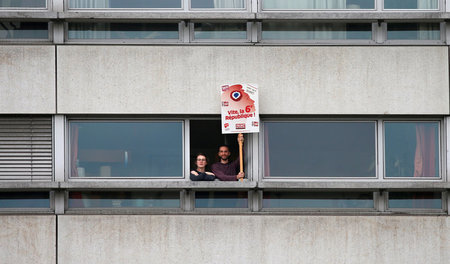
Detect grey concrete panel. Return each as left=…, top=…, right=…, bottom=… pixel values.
left=0, top=46, right=55, bottom=113
left=58, top=215, right=449, bottom=264
left=0, top=216, right=56, bottom=264
left=57, top=46, right=448, bottom=115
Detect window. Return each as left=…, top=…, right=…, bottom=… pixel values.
left=0, top=22, right=49, bottom=40
left=0, top=192, right=50, bottom=208
left=386, top=23, right=441, bottom=40
left=68, top=23, right=179, bottom=40
left=261, top=22, right=372, bottom=41
left=193, top=22, right=248, bottom=41
left=68, top=0, right=182, bottom=9
left=384, top=0, right=438, bottom=9
left=68, top=191, right=180, bottom=208
left=263, top=122, right=376, bottom=178
left=0, top=0, right=46, bottom=8
left=69, top=121, right=183, bottom=178
left=262, top=192, right=374, bottom=209
left=262, top=0, right=374, bottom=9
left=0, top=116, right=53, bottom=181
left=388, top=192, right=442, bottom=209
left=195, top=191, right=249, bottom=208
left=191, top=0, right=245, bottom=9
left=384, top=122, right=439, bottom=178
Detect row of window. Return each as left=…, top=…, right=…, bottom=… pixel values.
left=0, top=191, right=445, bottom=211
left=0, top=0, right=442, bottom=10
left=70, top=119, right=440, bottom=179
left=0, top=21, right=443, bottom=42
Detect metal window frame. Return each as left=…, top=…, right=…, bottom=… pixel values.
left=260, top=119, right=379, bottom=180
left=259, top=190, right=377, bottom=213
left=0, top=21, right=53, bottom=43
left=189, top=0, right=250, bottom=11
left=382, top=0, right=442, bottom=11
left=0, top=0, right=49, bottom=11
left=259, top=0, right=377, bottom=11
left=383, top=21, right=446, bottom=45
left=64, top=21, right=184, bottom=44
left=382, top=119, right=444, bottom=180
left=385, top=190, right=447, bottom=213
left=65, top=0, right=185, bottom=11
left=189, top=20, right=252, bottom=43
left=64, top=190, right=185, bottom=214
left=66, top=117, right=185, bottom=180
left=258, top=20, right=377, bottom=45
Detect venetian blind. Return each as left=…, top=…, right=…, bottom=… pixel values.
left=0, top=116, right=53, bottom=181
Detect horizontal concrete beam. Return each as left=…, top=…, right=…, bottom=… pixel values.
left=1, top=181, right=449, bottom=191
left=1, top=11, right=450, bottom=21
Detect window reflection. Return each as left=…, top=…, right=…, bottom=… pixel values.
left=388, top=192, right=442, bottom=209
left=191, top=0, right=245, bottom=9
left=0, top=192, right=50, bottom=208
left=68, top=23, right=179, bottom=39
left=195, top=191, right=248, bottom=208
left=387, top=23, right=440, bottom=40
left=0, top=22, right=48, bottom=39
left=68, top=191, right=180, bottom=208
left=385, top=122, right=439, bottom=177
left=264, top=122, right=376, bottom=177
left=69, top=0, right=181, bottom=8
left=262, top=0, right=374, bottom=9
left=384, top=0, right=438, bottom=9
left=70, top=122, right=183, bottom=177
left=263, top=192, right=374, bottom=208
left=0, top=0, right=46, bottom=8
left=194, top=23, right=247, bottom=39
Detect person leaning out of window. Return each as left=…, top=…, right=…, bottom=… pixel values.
left=190, top=153, right=216, bottom=181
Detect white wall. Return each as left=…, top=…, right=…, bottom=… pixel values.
left=57, top=215, right=450, bottom=264
left=0, top=216, right=56, bottom=264
left=0, top=46, right=56, bottom=114
left=56, top=46, right=449, bottom=115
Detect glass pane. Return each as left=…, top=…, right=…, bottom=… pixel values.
left=69, top=0, right=181, bottom=8
left=387, top=23, right=440, bottom=40
left=0, top=0, right=46, bottom=8
left=195, top=191, right=248, bottom=208
left=263, top=192, right=374, bottom=208
left=262, top=0, right=374, bottom=9
left=0, top=22, right=48, bottom=39
left=384, top=0, right=438, bottom=9
left=264, top=122, right=376, bottom=177
left=70, top=122, right=183, bottom=177
left=262, top=22, right=372, bottom=40
left=0, top=192, right=50, bottom=208
left=385, top=122, right=439, bottom=178
left=389, top=192, right=442, bottom=209
left=68, top=191, right=180, bottom=208
left=194, top=23, right=247, bottom=39
left=68, top=23, right=179, bottom=39
left=191, top=0, right=245, bottom=9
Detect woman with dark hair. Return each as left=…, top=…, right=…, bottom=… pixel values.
left=190, top=153, right=216, bottom=181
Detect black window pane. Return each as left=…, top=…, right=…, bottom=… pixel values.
left=387, top=23, right=440, bottom=40
left=264, top=122, right=376, bottom=177
left=68, top=191, right=180, bottom=208
left=389, top=192, right=442, bottom=209
left=263, top=192, right=374, bottom=208
left=0, top=22, right=48, bottom=39
left=0, top=192, right=50, bottom=208
left=195, top=191, right=248, bottom=208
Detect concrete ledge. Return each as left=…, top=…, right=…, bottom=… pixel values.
left=0, top=11, right=57, bottom=20
left=0, top=182, right=59, bottom=190
left=256, top=11, right=449, bottom=20
left=58, top=12, right=256, bottom=21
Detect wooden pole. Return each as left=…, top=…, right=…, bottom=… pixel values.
left=238, top=133, right=244, bottom=181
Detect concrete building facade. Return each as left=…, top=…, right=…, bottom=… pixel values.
left=1, top=0, right=450, bottom=263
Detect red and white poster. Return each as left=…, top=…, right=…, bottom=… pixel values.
left=221, top=84, right=259, bottom=134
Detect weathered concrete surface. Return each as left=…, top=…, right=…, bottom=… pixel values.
left=58, top=215, right=450, bottom=264
left=56, top=46, right=448, bottom=115
left=0, top=215, right=56, bottom=264
left=0, top=46, right=56, bottom=113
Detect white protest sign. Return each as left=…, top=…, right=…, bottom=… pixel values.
left=221, top=84, right=259, bottom=134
